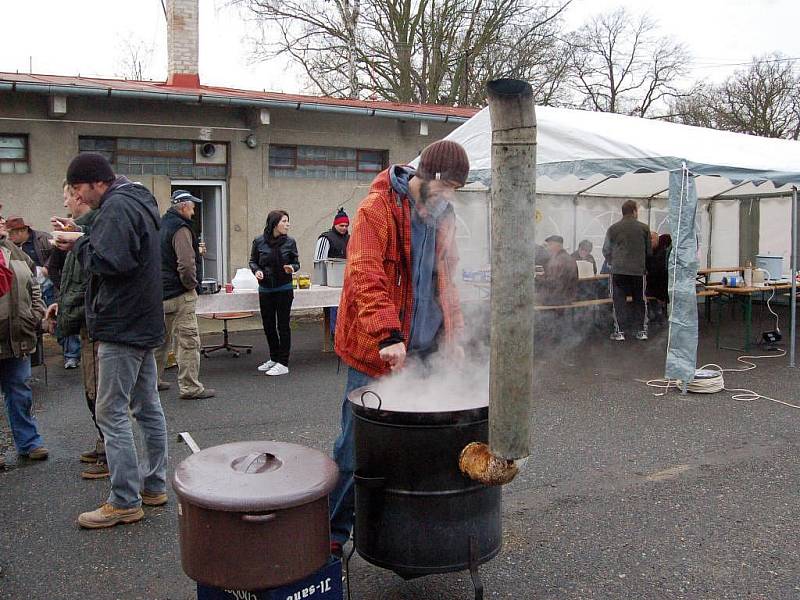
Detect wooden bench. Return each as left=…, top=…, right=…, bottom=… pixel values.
left=533, top=290, right=718, bottom=312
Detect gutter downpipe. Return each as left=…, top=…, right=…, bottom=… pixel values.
left=460, top=79, right=536, bottom=487
left=6, top=82, right=469, bottom=124
left=791, top=186, right=798, bottom=367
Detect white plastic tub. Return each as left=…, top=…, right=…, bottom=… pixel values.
left=325, top=259, right=347, bottom=287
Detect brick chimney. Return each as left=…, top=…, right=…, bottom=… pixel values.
left=166, top=0, right=200, bottom=87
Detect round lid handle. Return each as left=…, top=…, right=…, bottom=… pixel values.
left=231, top=452, right=282, bottom=474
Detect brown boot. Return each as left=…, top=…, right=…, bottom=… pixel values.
left=80, top=439, right=105, bottom=463
left=81, top=461, right=110, bottom=480
left=23, top=447, right=49, bottom=460
left=140, top=489, right=168, bottom=506
left=78, top=503, right=144, bottom=529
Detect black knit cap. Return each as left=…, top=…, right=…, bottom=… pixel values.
left=66, top=152, right=115, bottom=185
left=416, top=140, right=470, bottom=186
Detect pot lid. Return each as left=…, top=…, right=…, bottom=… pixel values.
left=172, top=441, right=338, bottom=512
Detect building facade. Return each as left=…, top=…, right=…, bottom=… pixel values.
left=0, top=74, right=474, bottom=282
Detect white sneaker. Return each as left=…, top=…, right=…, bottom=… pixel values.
left=610, top=331, right=625, bottom=341
left=257, top=360, right=276, bottom=372
left=266, top=363, right=289, bottom=376
left=635, top=331, right=648, bottom=340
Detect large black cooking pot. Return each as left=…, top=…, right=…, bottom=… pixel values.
left=349, top=386, right=502, bottom=579
left=173, top=441, right=338, bottom=591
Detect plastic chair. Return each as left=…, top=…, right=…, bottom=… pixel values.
left=199, top=312, right=254, bottom=358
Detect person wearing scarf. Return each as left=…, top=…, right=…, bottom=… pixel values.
left=249, top=210, right=300, bottom=376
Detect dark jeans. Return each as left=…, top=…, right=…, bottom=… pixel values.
left=329, top=367, right=375, bottom=545
left=258, top=290, right=294, bottom=366
left=610, top=273, right=648, bottom=335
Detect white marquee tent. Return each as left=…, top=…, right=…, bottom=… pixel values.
left=437, top=103, right=800, bottom=368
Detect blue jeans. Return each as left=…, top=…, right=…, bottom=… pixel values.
left=59, top=334, right=81, bottom=361
left=96, top=342, right=168, bottom=509
left=329, top=367, right=375, bottom=545
left=0, top=356, right=45, bottom=454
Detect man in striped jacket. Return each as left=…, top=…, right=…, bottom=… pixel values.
left=328, top=140, right=469, bottom=556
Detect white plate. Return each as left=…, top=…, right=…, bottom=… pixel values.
left=53, top=231, right=84, bottom=241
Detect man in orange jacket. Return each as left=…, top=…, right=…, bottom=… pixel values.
left=329, top=140, right=469, bottom=556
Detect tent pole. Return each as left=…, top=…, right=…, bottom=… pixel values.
left=791, top=186, right=798, bottom=368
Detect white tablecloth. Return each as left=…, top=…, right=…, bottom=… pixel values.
left=196, top=285, right=342, bottom=315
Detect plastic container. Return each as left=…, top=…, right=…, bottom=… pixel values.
left=231, top=268, right=258, bottom=292
left=324, top=259, right=346, bottom=287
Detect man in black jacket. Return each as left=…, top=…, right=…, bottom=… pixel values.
left=154, top=190, right=214, bottom=399
left=60, top=153, right=168, bottom=529
left=602, top=200, right=653, bottom=341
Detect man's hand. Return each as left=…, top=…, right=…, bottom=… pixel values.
left=45, top=303, right=59, bottom=320
left=51, top=216, right=76, bottom=232
left=54, top=238, right=76, bottom=252
left=255, top=270, right=264, bottom=281
left=283, top=265, right=294, bottom=274
left=379, top=342, right=406, bottom=371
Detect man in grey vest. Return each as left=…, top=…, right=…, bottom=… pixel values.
left=154, top=190, right=215, bottom=400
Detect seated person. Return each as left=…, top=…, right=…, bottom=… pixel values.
left=536, top=235, right=578, bottom=305
left=534, top=242, right=550, bottom=271
left=571, top=239, right=597, bottom=275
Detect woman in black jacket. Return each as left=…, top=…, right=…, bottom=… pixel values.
left=249, top=210, right=300, bottom=376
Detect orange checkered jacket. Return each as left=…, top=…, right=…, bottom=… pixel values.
left=334, top=168, right=464, bottom=378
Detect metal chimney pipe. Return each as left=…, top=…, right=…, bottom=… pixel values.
left=460, top=79, right=536, bottom=485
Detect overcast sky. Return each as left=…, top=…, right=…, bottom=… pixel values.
left=1, top=0, right=798, bottom=96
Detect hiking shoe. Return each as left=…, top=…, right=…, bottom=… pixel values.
left=23, top=447, right=49, bottom=460
left=140, top=490, right=168, bottom=506
left=635, top=331, right=649, bottom=341
left=78, top=503, right=144, bottom=529
left=330, top=541, right=343, bottom=559
left=157, top=381, right=171, bottom=391
left=266, top=363, right=289, bottom=376
left=81, top=461, right=110, bottom=480
left=64, top=358, right=79, bottom=369
left=179, top=388, right=216, bottom=400
left=80, top=440, right=105, bottom=463
left=257, top=360, right=277, bottom=372
left=609, top=331, right=625, bottom=341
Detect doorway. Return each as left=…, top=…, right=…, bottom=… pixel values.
left=170, top=181, right=227, bottom=284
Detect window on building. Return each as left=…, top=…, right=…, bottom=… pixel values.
left=269, top=145, right=297, bottom=169
left=269, top=144, right=388, bottom=181
left=0, top=134, right=29, bottom=174
left=78, top=136, right=228, bottom=179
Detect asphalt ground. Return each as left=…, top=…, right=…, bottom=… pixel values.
left=1, top=307, right=799, bottom=600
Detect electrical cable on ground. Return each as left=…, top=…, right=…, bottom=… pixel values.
left=645, top=348, right=800, bottom=409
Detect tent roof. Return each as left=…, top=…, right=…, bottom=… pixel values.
left=442, top=105, right=800, bottom=199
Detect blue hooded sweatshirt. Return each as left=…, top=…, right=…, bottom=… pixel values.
left=389, top=165, right=445, bottom=355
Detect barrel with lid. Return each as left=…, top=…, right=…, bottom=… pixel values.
left=172, top=441, right=338, bottom=591
left=349, top=387, right=502, bottom=579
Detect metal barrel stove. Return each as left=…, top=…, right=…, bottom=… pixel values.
left=349, top=387, right=502, bottom=598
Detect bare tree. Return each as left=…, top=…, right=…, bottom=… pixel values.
left=115, top=34, right=155, bottom=81
left=567, top=8, right=690, bottom=117
left=236, top=0, right=572, bottom=105
left=711, top=54, right=800, bottom=139
left=667, top=54, right=800, bottom=140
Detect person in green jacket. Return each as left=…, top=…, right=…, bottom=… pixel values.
left=46, top=184, right=107, bottom=479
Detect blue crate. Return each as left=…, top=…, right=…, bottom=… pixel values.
left=197, top=560, right=343, bottom=600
